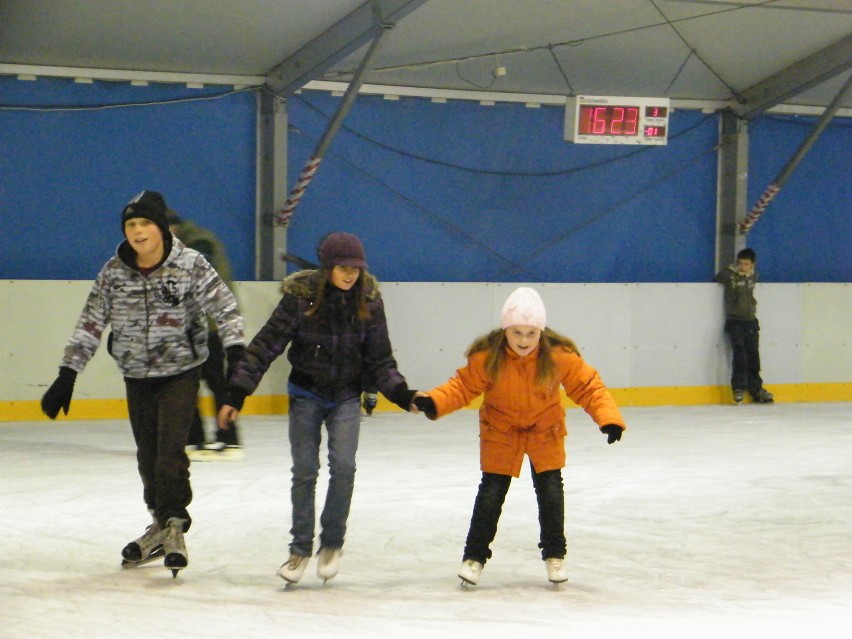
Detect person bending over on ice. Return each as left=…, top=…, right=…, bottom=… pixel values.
left=413, top=287, right=626, bottom=587
left=218, top=232, right=419, bottom=585
left=40, top=190, right=245, bottom=577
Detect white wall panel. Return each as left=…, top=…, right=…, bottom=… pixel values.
left=757, top=284, right=804, bottom=384
left=802, top=283, right=852, bottom=381
left=3, top=280, right=849, bottom=404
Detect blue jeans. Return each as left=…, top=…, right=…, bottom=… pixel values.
left=288, top=392, right=361, bottom=557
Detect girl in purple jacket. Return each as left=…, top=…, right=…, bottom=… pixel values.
left=219, top=232, right=417, bottom=585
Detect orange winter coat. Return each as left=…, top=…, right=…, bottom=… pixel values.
left=428, top=345, right=625, bottom=477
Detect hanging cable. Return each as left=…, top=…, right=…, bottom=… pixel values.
left=0, top=86, right=259, bottom=112
left=494, top=144, right=722, bottom=278
left=454, top=60, right=498, bottom=90
left=547, top=44, right=575, bottom=96
left=361, top=0, right=781, bottom=78
left=287, top=124, right=539, bottom=279
left=663, top=49, right=695, bottom=96
left=649, top=0, right=743, bottom=101
left=293, top=94, right=715, bottom=177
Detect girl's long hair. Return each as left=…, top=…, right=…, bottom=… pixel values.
left=304, top=268, right=371, bottom=320
left=466, top=327, right=579, bottom=386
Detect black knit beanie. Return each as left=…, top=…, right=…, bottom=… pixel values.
left=121, top=191, right=170, bottom=237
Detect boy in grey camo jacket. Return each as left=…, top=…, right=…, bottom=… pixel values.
left=41, top=190, right=245, bottom=575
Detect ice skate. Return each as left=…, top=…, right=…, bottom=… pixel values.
left=732, top=389, right=744, bottom=404
left=220, top=444, right=244, bottom=461
left=544, top=557, right=568, bottom=584
left=458, top=559, right=483, bottom=587
left=209, top=428, right=244, bottom=461
left=316, top=547, right=341, bottom=583
left=362, top=392, right=377, bottom=416
left=752, top=388, right=774, bottom=404
left=277, top=553, right=309, bottom=584
left=162, top=517, right=188, bottom=577
left=121, top=516, right=164, bottom=566
left=186, top=441, right=225, bottom=462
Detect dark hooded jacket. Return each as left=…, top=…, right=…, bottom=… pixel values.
left=714, top=264, right=757, bottom=321
left=228, top=269, right=410, bottom=408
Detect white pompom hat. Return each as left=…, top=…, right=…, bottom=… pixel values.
left=501, top=287, right=546, bottom=330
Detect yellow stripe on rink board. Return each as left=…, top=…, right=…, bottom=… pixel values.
left=2, top=383, right=850, bottom=422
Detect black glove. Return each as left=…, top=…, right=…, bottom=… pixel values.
left=226, top=388, right=247, bottom=411
left=413, top=395, right=437, bottom=419
left=385, top=383, right=417, bottom=412
left=41, top=367, right=77, bottom=419
left=225, top=345, right=245, bottom=381
left=600, top=424, right=623, bottom=445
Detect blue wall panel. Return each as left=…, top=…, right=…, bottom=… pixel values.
left=285, top=92, right=720, bottom=283
left=745, top=115, right=852, bottom=282
left=0, top=76, right=257, bottom=280
left=2, top=77, right=849, bottom=283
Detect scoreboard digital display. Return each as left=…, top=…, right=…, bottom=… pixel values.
left=565, top=96, right=670, bottom=145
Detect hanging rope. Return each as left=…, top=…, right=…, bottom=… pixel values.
left=275, top=156, right=323, bottom=227
left=739, top=73, right=852, bottom=234
left=738, top=183, right=780, bottom=234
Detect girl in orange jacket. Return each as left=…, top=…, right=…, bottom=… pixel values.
left=414, top=287, right=626, bottom=586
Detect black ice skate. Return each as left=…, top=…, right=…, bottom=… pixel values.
left=752, top=388, right=774, bottom=403
left=121, top=517, right=165, bottom=568
left=162, top=517, right=188, bottom=578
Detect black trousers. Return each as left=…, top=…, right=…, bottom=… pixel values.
left=463, top=461, right=566, bottom=564
left=125, top=367, right=199, bottom=530
left=187, top=332, right=239, bottom=446
left=725, top=318, right=763, bottom=396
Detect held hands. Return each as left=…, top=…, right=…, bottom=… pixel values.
left=217, top=388, right=246, bottom=429
left=600, top=424, right=623, bottom=445
left=413, top=392, right=437, bottom=419
left=41, top=367, right=77, bottom=419
left=385, top=383, right=421, bottom=413
left=217, top=405, right=240, bottom=430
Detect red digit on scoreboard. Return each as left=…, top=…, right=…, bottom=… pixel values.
left=625, top=107, right=639, bottom=135
left=593, top=107, right=607, bottom=134
left=611, top=107, right=624, bottom=134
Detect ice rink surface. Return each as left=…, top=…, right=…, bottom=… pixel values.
left=2, top=402, right=850, bottom=638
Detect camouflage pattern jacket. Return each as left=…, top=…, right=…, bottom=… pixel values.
left=61, top=236, right=244, bottom=378
left=229, top=269, right=407, bottom=405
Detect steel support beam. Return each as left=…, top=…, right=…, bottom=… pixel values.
left=733, top=34, right=852, bottom=120
left=265, top=0, right=430, bottom=96
left=739, top=72, right=852, bottom=235
left=275, top=27, right=390, bottom=227
left=715, top=111, right=749, bottom=271
left=256, top=91, right=289, bottom=280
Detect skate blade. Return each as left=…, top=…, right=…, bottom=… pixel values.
left=121, top=546, right=165, bottom=568
left=164, top=551, right=188, bottom=578
left=188, top=448, right=244, bottom=462
left=458, top=577, right=477, bottom=588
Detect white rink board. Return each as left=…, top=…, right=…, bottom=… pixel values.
left=1, top=280, right=849, bottom=403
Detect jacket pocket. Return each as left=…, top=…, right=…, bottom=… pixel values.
left=534, top=421, right=567, bottom=444
left=480, top=425, right=513, bottom=447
